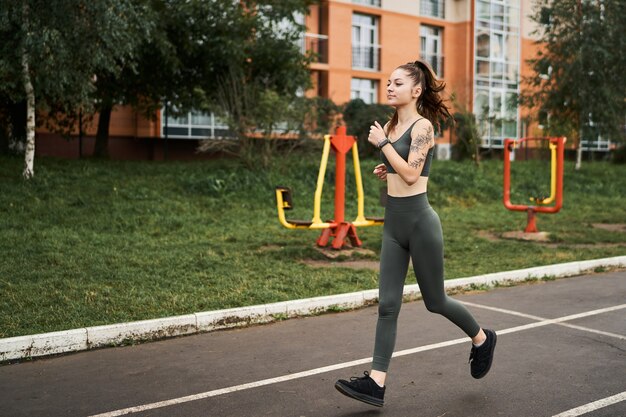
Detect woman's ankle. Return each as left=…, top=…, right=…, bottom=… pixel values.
left=370, top=369, right=387, bottom=387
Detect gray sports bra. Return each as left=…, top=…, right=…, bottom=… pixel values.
left=380, top=118, right=434, bottom=177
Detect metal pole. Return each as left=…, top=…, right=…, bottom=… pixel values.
left=164, top=101, right=168, bottom=161
left=333, top=126, right=347, bottom=224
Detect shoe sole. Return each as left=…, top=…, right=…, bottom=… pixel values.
left=472, top=329, right=497, bottom=379
left=334, top=381, right=384, bottom=407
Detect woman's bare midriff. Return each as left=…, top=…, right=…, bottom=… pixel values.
left=386, top=174, right=428, bottom=197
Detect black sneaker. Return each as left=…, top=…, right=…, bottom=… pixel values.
left=469, top=328, right=497, bottom=379
left=335, top=371, right=385, bottom=407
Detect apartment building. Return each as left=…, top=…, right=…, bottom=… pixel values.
left=36, top=0, right=551, bottom=160
left=304, top=0, right=542, bottom=155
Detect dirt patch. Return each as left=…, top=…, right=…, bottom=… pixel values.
left=478, top=229, right=625, bottom=248
left=302, top=259, right=380, bottom=271
left=592, top=223, right=626, bottom=233
left=312, top=246, right=377, bottom=259
left=501, top=231, right=551, bottom=242
left=477, top=230, right=501, bottom=242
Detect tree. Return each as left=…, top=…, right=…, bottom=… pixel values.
left=521, top=0, right=626, bottom=169
left=92, top=0, right=316, bottom=158
left=342, top=99, right=394, bottom=158
left=0, top=1, right=148, bottom=177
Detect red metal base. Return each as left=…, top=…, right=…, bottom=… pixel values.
left=525, top=208, right=538, bottom=233
left=316, top=222, right=363, bottom=249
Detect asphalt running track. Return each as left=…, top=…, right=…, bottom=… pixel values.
left=1, top=270, right=625, bottom=417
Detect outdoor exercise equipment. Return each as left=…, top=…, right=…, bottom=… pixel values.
left=503, top=136, right=566, bottom=233
left=275, top=126, right=383, bottom=249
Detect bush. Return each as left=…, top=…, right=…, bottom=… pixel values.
left=342, top=99, right=394, bottom=158
left=451, top=110, right=481, bottom=165
left=611, top=144, right=626, bottom=164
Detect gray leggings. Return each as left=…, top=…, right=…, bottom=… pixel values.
left=372, top=193, right=481, bottom=372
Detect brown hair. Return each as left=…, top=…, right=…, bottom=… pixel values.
left=385, top=60, right=452, bottom=137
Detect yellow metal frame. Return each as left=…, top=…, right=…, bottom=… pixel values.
left=351, top=142, right=384, bottom=227
left=529, top=142, right=557, bottom=205
left=275, top=135, right=383, bottom=229
left=275, top=136, right=332, bottom=229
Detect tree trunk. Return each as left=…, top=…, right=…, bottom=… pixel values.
left=93, top=102, right=112, bottom=158
left=22, top=45, right=35, bottom=179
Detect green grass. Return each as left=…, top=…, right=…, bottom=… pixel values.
left=1, top=150, right=625, bottom=338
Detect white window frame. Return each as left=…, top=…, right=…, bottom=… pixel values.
left=351, top=78, right=378, bottom=104
left=352, top=0, right=381, bottom=7
left=420, top=0, right=445, bottom=19
left=161, top=110, right=231, bottom=140
left=352, top=13, right=380, bottom=71
left=420, top=25, right=444, bottom=77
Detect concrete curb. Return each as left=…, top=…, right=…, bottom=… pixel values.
left=2, top=256, right=625, bottom=362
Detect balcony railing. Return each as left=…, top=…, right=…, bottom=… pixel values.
left=352, top=44, right=381, bottom=71
left=420, top=0, right=445, bottom=19
left=422, top=54, right=444, bottom=77
left=352, top=0, right=381, bottom=7
left=302, top=33, right=329, bottom=64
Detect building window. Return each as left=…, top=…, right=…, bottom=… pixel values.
left=420, top=0, right=445, bottom=19
left=294, top=12, right=329, bottom=64
left=352, top=0, right=381, bottom=7
left=301, top=33, right=329, bottom=64
left=474, top=0, right=520, bottom=148
left=352, top=13, right=380, bottom=71
left=161, top=110, right=231, bottom=139
left=351, top=78, right=378, bottom=104
left=420, top=25, right=443, bottom=77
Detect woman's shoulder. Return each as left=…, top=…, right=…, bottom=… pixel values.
left=410, top=117, right=434, bottom=139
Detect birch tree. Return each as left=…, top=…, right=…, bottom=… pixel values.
left=0, top=1, right=148, bottom=178
left=21, top=28, right=35, bottom=179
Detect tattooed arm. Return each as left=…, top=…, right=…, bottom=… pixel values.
left=380, top=119, right=434, bottom=185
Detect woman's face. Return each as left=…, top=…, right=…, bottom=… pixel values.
left=386, top=68, right=421, bottom=107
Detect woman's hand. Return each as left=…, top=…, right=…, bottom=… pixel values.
left=373, top=163, right=387, bottom=181
left=368, top=121, right=386, bottom=147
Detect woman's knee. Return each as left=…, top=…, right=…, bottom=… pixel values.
left=378, top=296, right=402, bottom=318
left=424, top=297, right=447, bottom=315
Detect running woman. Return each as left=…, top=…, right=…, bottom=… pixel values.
left=334, top=60, right=497, bottom=407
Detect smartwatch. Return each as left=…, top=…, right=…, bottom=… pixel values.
left=377, top=138, right=390, bottom=149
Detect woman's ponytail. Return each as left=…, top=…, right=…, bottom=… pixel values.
left=410, top=60, right=451, bottom=130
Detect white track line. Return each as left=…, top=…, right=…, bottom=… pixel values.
left=88, top=303, right=626, bottom=417
left=552, top=391, right=626, bottom=417
left=461, top=301, right=626, bottom=340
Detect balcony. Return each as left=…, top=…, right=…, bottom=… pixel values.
left=352, top=0, right=381, bottom=7
left=301, top=33, right=329, bottom=64
left=420, top=0, right=445, bottom=19
left=352, top=44, right=381, bottom=71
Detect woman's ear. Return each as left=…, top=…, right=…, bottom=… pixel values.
left=412, top=86, right=422, bottom=98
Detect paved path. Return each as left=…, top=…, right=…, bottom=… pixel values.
left=1, top=271, right=625, bottom=417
